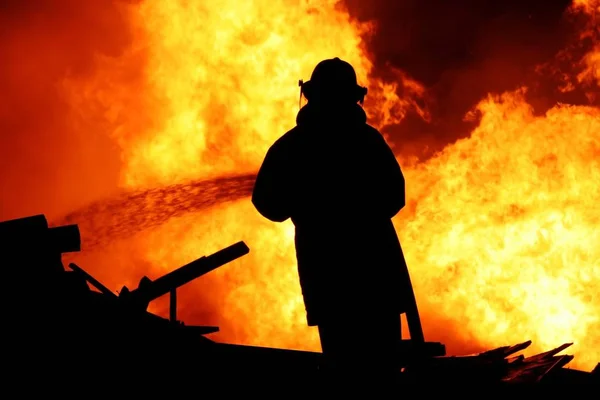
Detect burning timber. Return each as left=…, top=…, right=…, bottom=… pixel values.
left=2, top=214, right=598, bottom=386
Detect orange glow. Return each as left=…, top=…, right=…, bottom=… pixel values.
left=401, top=89, right=600, bottom=370
left=54, top=0, right=600, bottom=371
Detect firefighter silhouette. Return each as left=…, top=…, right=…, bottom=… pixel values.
left=253, top=57, right=408, bottom=377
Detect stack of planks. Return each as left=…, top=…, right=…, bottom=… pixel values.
left=401, top=340, right=598, bottom=384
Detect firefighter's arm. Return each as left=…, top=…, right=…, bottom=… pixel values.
left=371, top=132, right=406, bottom=219
left=252, top=143, right=292, bottom=223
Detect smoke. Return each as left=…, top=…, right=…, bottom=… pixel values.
left=0, top=0, right=134, bottom=221
left=345, top=0, right=589, bottom=157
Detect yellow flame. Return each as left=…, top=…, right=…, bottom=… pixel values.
left=88, top=0, right=418, bottom=188
left=401, top=89, right=600, bottom=369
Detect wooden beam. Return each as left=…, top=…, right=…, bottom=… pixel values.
left=169, top=289, right=177, bottom=322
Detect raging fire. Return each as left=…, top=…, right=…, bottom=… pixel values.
left=58, top=0, right=600, bottom=370
left=401, top=89, right=600, bottom=370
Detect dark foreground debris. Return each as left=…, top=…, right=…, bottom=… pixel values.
left=1, top=214, right=597, bottom=387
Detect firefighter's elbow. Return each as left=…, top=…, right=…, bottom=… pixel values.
left=388, top=192, right=405, bottom=218
left=259, top=209, right=290, bottom=223
left=269, top=214, right=289, bottom=223
left=252, top=196, right=289, bottom=223
left=396, top=194, right=406, bottom=211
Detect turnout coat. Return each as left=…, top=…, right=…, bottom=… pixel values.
left=252, top=103, right=410, bottom=326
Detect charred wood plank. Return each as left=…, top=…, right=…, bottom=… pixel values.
left=68, top=263, right=116, bottom=298
left=507, top=354, right=525, bottom=365
left=403, top=341, right=538, bottom=383
left=169, top=289, right=177, bottom=322
left=501, top=344, right=575, bottom=384
left=503, top=354, right=574, bottom=383
left=537, top=355, right=575, bottom=382
left=179, top=325, right=219, bottom=335
left=119, top=241, right=249, bottom=306
left=522, top=343, right=572, bottom=363
left=479, top=340, right=532, bottom=360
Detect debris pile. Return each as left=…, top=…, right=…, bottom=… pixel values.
left=2, top=214, right=597, bottom=385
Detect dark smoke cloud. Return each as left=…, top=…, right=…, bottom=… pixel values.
left=345, top=0, right=581, bottom=157
left=0, top=0, right=134, bottom=221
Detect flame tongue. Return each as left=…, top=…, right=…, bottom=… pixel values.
left=401, top=90, right=600, bottom=370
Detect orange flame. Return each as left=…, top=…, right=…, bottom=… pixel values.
left=61, top=0, right=600, bottom=371
left=64, top=0, right=423, bottom=188
left=401, top=88, right=600, bottom=369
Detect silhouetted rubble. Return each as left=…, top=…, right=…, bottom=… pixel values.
left=2, top=214, right=597, bottom=386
